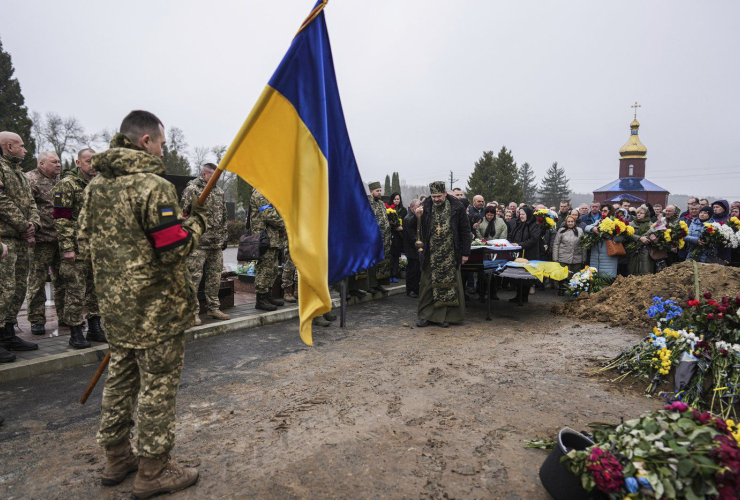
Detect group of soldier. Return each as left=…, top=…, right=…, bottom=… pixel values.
left=0, top=110, right=236, bottom=498
left=0, top=140, right=107, bottom=365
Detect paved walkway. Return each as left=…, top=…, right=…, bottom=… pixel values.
left=1, top=281, right=408, bottom=383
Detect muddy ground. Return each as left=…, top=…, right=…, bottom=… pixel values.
left=0, top=292, right=662, bottom=499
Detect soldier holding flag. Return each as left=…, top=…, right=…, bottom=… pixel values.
left=79, top=110, right=206, bottom=498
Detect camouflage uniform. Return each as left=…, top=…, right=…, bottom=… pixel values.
left=281, top=244, right=296, bottom=290
left=25, top=168, right=65, bottom=325
left=79, top=134, right=205, bottom=457
left=369, top=197, right=392, bottom=287
left=250, top=190, right=284, bottom=295
left=180, top=176, right=227, bottom=312
left=53, top=167, right=98, bottom=327
left=0, top=154, right=40, bottom=325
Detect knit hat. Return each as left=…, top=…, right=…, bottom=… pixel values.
left=368, top=181, right=381, bottom=191
left=700, top=206, right=713, bottom=215
left=429, top=181, right=446, bottom=195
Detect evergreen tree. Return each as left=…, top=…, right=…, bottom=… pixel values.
left=384, top=175, right=391, bottom=195
left=0, top=37, right=36, bottom=171
left=518, top=162, right=538, bottom=205
left=162, top=126, right=191, bottom=175
left=466, top=147, right=522, bottom=204
left=391, top=171, right=401, bottom=194
left=538, top=162, right=571, bottom=207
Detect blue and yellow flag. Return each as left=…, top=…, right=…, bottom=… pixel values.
left=218, top=0, right=383, bottom=345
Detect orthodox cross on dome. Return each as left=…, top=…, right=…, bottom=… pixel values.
left=631, top=101, right=641, bottom=119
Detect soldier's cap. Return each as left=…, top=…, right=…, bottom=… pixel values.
left=429, top=181, right=447, bottom=195
left=368, top=181, right=381, bottom=191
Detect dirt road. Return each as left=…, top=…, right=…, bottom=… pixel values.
left=0, top=292, right=661, bottom=499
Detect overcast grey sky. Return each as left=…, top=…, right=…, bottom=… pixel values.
left=3, top=0, right=739, bottom=199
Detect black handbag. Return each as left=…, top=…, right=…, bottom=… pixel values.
left=237, top=206, right=271, bottom=261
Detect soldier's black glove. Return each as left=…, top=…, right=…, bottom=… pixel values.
left=222, top=242, right=228, bottom=251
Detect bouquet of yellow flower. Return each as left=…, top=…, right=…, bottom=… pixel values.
left=728, top=216, right=740, bottom=232
left=579, top=216, right=634, bottom=250
left=533, top=209, right=556, bottom=230
left=385, top=204, right=402, bottom=228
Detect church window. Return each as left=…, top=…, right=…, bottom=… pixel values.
left=628, top=165, right=634, bottom=176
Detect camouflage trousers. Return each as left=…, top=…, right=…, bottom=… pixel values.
left=25, top=241, right=65, bottom=325
left=255, top=247, right=280, bottom=294
left=281, top=246, right=296, bottom=289
left=59, top=259, right=99, bottom=326
left=0, top=238, right=29, bottom=324
left=98, top=333, right=185, bottom=458
left=187, top=247, right=223, bottom=312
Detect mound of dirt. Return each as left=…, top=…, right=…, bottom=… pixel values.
left=551, top=261, right=740, bottom=330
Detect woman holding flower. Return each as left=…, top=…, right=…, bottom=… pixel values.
left=552, top=215, right=586, bottom=295
left=388, top=192, right=407, bottom=283
left=684, top=205, right=714, bottom=262
left=585, top=205, right=622, bottom=278
left=627, top=205, right=655, bottom=275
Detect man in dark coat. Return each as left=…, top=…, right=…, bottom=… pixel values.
left=407, top=181, right=471, bottom=328
left=402, top=199, right=421, bottom=297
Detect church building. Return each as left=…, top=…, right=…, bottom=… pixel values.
left=593, top=104, right=669, bottom=207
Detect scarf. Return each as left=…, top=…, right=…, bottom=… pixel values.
left=430, top=199, right=459, bottom=307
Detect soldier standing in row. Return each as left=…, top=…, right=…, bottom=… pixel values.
left=367, top=181, right=391, bottom=294
left=25, top=151, right=65, bottom=335
left=79, top=110, right=206, bottom=498
left=181, top=162, right=230, bottom=326
left=0, top=131, right=39, bottom=361
left=53, top=148, right=106, bottom=349
left=250, top=189, right=286, bottom=311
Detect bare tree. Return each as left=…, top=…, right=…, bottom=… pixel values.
left=211, top=144, right=227, bottom=164
left=98, top=128, right=118, bottom=147
left=30, top=111, right=47, bottom=153
left=40, top=112, right=85, bottom=160
left=189, top=146, right=212, bottom=176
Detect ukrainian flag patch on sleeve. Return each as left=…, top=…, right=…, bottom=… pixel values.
left=158, top=204, right=176, bottom=223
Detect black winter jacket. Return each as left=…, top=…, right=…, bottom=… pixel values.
left=407, top=195, right=472, bottom=268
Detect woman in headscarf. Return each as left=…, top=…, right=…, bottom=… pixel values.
left=508, top=206, right=541, bottom=303
left=584, top=204, right=622, bottom=278
left=388, top=192, right=408, bottom=283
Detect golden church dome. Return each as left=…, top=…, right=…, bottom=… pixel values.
left=619, top=118, right=647, bottom=159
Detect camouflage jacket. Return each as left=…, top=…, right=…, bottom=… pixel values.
left=370, top=198, right=392, bottom=251
left=0, top=153, right=40, bottom=239
left=180, top=176, right=227, bottom=249
left=26, top=168, right=59, bottom=242
left=78, top=134, right=206, bottom=349
left=53, top=167, right=90, bottom=253
left=249, top=190, right=284, bottom=249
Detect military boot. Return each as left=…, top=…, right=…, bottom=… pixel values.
left=206, top=309, right=231, bottom=320
left=193, top=313, right=202, bottom=326
left=312, top=315, right=331, bottom=328
left=31, top=324, right=46, bottom=336
left=132, top=455, right=199, bottom=499
left=255, top=293, right=277, bottom=311
left=68, top=324, right=92, bottom=349
left=267, top=294, right=284, bottom=307
left=101, top=439, right=138, bottom=486
left=2, top=323, right=38, bottom=351
left=0, top=345, right=16, bottom=363
left=323, top=311, right=337, bottom=322
left=283, top=286, right=297, bottom=303
left=86, top=317, right=107, bottom=343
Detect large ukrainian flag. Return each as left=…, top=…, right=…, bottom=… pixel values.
left=218, top=0, right=383, bottom=346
